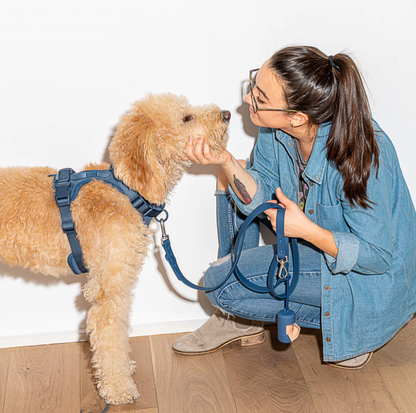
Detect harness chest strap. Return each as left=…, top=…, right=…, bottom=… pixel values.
left=52, top=166, right=165, bottom=274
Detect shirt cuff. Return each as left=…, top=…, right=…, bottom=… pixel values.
left=228, top=169, right=267, bottom=217
left=324, top=231, right=360, bottom=274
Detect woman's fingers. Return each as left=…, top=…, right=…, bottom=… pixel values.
left=182, top=138, right=192, bottom=161
left=185, top=137, right=200, bottom=164
left=193, top=138, right=205, bottom=162
left=203, top=142, right=216, bottom=162
left=186, top=137, right=214, bottom=165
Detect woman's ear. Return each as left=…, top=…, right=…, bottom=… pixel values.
left=290, top=112, right=310, bottom=128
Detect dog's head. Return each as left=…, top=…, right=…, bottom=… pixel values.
left=109, top=93, right=230, bottom=204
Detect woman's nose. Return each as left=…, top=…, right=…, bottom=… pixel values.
left=244, top=93, right=251, bottom=105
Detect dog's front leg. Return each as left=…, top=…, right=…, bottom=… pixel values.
left=85, top=264, right=140, bottom=405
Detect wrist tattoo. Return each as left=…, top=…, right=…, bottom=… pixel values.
left=233, top=175, right=252, bottom=204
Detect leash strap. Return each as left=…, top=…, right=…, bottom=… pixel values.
left=161, top=203, right=299, bottom=299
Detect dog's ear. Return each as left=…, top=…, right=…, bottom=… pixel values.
left=109, top=107, right=167, bottom=205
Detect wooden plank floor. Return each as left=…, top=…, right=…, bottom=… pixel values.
left=0, top=315, right=415, bottom=413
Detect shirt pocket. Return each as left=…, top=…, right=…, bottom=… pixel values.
left=316, top=201, right=347, bottom=233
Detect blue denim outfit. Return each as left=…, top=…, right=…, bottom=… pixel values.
left=204, top=121, right=416, bottom=362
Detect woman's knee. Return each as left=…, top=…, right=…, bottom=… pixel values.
left=204, top=257, right=231, bottom=288
left=203, top=257, right=233, bottom=306
left=217, top=159, right=246, bottom=191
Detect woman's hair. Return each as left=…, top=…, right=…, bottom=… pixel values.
left=268, top=46, right=379, bottom=209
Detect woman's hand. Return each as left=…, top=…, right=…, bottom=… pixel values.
left=182, top=137, right=232, bottom=167
left=264, top=187, right=316, bottom=239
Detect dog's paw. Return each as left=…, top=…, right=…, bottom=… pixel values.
left=99, top=377, right=140, bottom=405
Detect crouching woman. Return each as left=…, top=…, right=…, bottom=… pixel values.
left=174, top=46, right=416, bottom=369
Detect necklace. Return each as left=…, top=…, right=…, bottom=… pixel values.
left=292, top=138, right=309, bottom=211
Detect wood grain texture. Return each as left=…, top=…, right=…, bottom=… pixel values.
left=3, top=342, right=80, bottom=413
left=80, top=336, right=158, bottom=413
left=292, top=327, right=398, bottom=413
left=99, top=408, right=158, bottom=413
left=222, top=326, right=317, bottom=413
left=4, top=316, right=416, bottom=413
left=377, top=365, right=416, bottom=413
left=0, top=347, right=11, bottom=413
left=150, top=333, right=237, bottom=413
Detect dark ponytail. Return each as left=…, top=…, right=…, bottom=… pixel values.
left=269, top=46, right=379, bottom=209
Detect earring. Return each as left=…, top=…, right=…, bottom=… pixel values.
left=291, top=122, right=294, bottom=128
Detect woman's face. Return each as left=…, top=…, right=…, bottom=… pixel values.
left=244, top=60, right=293, bottom=130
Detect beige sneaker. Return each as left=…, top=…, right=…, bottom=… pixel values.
left=172, top=309, right=265, bottom=355
left=326, top=352, right=373, bottom=370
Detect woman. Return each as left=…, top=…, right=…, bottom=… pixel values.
left=173, top=46, right=416, bottom=369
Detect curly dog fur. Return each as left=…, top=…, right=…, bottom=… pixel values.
left=0, top=93, right=229, bottom=405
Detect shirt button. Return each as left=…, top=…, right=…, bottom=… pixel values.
left=308, top=209, right=314, bottom=215
left=309, top=182, right=313, bottom=187
left=325, top=312, right=330, bottom=317
left=324, top=285, right=330, bottom=291
left=326, top=337, right=331, bottom=342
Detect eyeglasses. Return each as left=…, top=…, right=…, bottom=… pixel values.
left=249, top=68, right=297, bottom=114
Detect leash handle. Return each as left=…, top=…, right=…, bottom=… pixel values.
left=161, top=203, right=299, bottom=298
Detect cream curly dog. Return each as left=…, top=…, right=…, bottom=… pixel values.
left=0, top=93, right=230, bottom=405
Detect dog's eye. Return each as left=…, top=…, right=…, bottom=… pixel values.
left=182, top=115, right=194, bottom=123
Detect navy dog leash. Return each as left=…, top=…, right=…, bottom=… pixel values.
left=160, top=203, right=300, bottom=343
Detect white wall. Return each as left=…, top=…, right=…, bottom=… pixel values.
left=0, top=0, right=415, bottom=347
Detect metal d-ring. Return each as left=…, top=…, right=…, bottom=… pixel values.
left=155, top=209, right=169, bottom=223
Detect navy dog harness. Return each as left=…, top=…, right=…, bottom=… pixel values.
left=52, top=166, right=165, bottom=274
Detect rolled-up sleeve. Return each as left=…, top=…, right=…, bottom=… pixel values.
left=324, top=161, right=394, bottom=275
left=229, top=127, right=280, bottom=216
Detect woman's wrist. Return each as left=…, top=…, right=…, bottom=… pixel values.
left=220, top=152, right=240, bottom=170
left=219, top=151, right=234, bottom=168
left=304, top=223, right=338, bottom=259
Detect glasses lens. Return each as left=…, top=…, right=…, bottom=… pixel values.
left=249, top=69, right=259, bottom=113
left=251, top=71, right=258, bottom=89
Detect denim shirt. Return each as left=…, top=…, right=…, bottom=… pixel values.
left=229, top=121, right=416, bottom=361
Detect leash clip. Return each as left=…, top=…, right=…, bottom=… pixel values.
left=159, top=218, right=169, bottom=242
left=155, top=210, right=170, bottom=242
left=277, top=256, right=288, bottom=279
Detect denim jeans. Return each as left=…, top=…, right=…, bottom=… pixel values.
left=204, top=190, right=322, bottom=329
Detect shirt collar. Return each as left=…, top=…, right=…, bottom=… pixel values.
left=275, top=122, right=332, bottom=185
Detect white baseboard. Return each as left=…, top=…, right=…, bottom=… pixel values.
left=0, top=317, right=209, bottom=349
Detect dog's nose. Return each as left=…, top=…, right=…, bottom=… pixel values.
left=222, top=110, right=231, bottom=123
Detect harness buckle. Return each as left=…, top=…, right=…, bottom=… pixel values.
left=62, top=220, right=75, bottom=233
left=131, top=196, right=147, bottom=212
left=55, top=168, right=74, bottom=207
